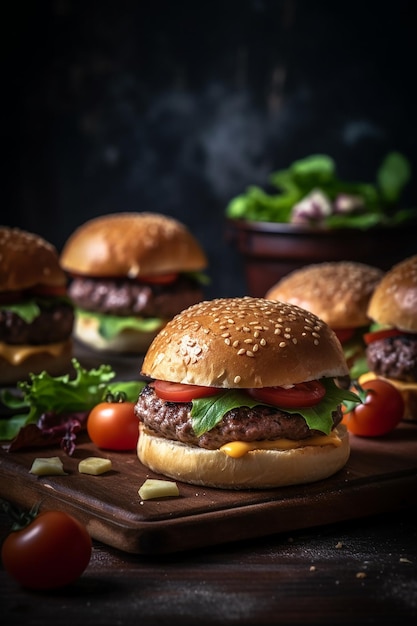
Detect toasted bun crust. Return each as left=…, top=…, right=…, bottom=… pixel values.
left=137, top=424, right=350, bottom=489
left=73, top=313, right=164, bottom=354
left=0, top=339, right=73, bottom=386
left=141, top=297, right=349, bottom=388
left=60, top=212, right=207, bottom=277
left=0, top=227, right=67, bottom=292
left=266, top=262, right=384, bottom=329
left=367, top=255, right=417, bottom=332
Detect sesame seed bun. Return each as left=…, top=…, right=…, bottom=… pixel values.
left=367, top=254, right=417, bottom=332
left=0, top=226, right=67, bottom=292
left=137, top=297, right=351, bottom=489
left=141, top=297, right=349, bottom=388
left=60, top=212, right=207, bottom=278
left=266, top=261, right=384, bottom=329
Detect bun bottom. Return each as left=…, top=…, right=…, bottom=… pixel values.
left=137, top=424, right=350, bottom=489
left=73, top=314, right=165, bottom=354
left=0, top=339, right=73, bottom=386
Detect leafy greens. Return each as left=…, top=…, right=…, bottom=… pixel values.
left=191, top=378, right=360, bottom=437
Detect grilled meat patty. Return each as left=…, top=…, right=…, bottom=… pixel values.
left=68, top=275, right=204, bottom=318
left=366, top=335, right=417, bottom=382
left=0, top=302, right=74, bottom=345
left=134, top=384, right=343, bottom=450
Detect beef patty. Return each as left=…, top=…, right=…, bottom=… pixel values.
left=0, top=301, right=74, bottom=345
left=134, top=384, right=343, bottom=450
left=366, top=335, right=417, bottom=382
left=68, top=275, right=204, bottom=318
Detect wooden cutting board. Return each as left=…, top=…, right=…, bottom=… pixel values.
left=1, top=423, right=417, bottom=555
left=1, top=343, right=417, bottom=555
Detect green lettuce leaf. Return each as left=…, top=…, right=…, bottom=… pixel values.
left=1, top=295, right=73, bottom=324
left=0, top=358, right=144, bottom=440
left=191, top=378, right=359, bottom=437
left=77, top=309, right=164, bottom=340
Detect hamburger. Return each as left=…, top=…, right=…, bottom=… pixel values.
left=60, top=212, right=208, bottom=353
left=265, top=261, right=384, bottom=379
left=135, top=297, right=359, bottom=489
left=0, top=226, right=74, bottom=385
left=363, top=254, right=417, bottom=421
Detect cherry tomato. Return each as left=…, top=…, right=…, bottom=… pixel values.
left=153, top=380, right=221, bottom=402
left=363, top=328, right=403, bottom=345
left=87, top=394, right=139, bottom=450
left=333, top=328, right=355, bottom=344
left=1, top=509, right=92, bottom=590
left=342, top=378, right=404, bottom=437
left=249, top=380, right=326, bottom=408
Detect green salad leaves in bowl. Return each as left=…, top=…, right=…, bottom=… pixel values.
left=226, top=152, right=417, bottom=229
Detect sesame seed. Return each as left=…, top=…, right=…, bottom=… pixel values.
left=234, top=375, right=241, bottom=384
left=246, top=350, right=254, bottom=357
left=279, top=341, right=286, bottom=348
left=237, top=349, right=246, bottom=355
left=224, top=338, right=231, bottom=345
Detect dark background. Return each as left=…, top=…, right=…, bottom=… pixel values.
left=2, top=0, right=416, bottom=297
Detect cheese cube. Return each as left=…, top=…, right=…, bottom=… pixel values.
left=138, top=479, right=180, bottom=500
left=78, top=457, right=112, bottom=475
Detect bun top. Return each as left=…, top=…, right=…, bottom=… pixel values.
left=0, top=226, right=67, bottom=292
left=367, top=254, right=417, bottom=332
left=60, top=212, right=208, bottom=277
left=141, top=297, right=349, bottom=388
left=266, top=261, right=384, bottom=328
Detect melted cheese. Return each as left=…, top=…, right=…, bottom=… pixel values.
left=359, top=371, right=417, bottom=393
left=220, top=430, right=342, bottom=458
left=0, top=341, right=67, bottom=365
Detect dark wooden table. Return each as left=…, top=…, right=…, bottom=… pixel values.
left=1, top=507, right=417, bottom=625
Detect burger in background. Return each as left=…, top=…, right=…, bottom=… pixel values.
left=265, top=261, right=384, bottom=379
left=0, top=226, right=74, bottom=386
left=60, top=212, right=209, bottom=354
left=363, top=254, right=417, bottom=421
left=135, top=297, right=359, bottom=489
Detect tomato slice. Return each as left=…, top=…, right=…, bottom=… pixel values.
left=333, top=328, right=355, bottom=344
left=363, top=328, right=403, bottom=345
left=248, top=380, right=326, bottom=408
left=153, top=380, right=221, bottom=402
left=136, top=273, right=179, bottom=285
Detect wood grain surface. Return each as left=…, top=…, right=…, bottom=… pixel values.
left=1, top=422, right=416, bottom=555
